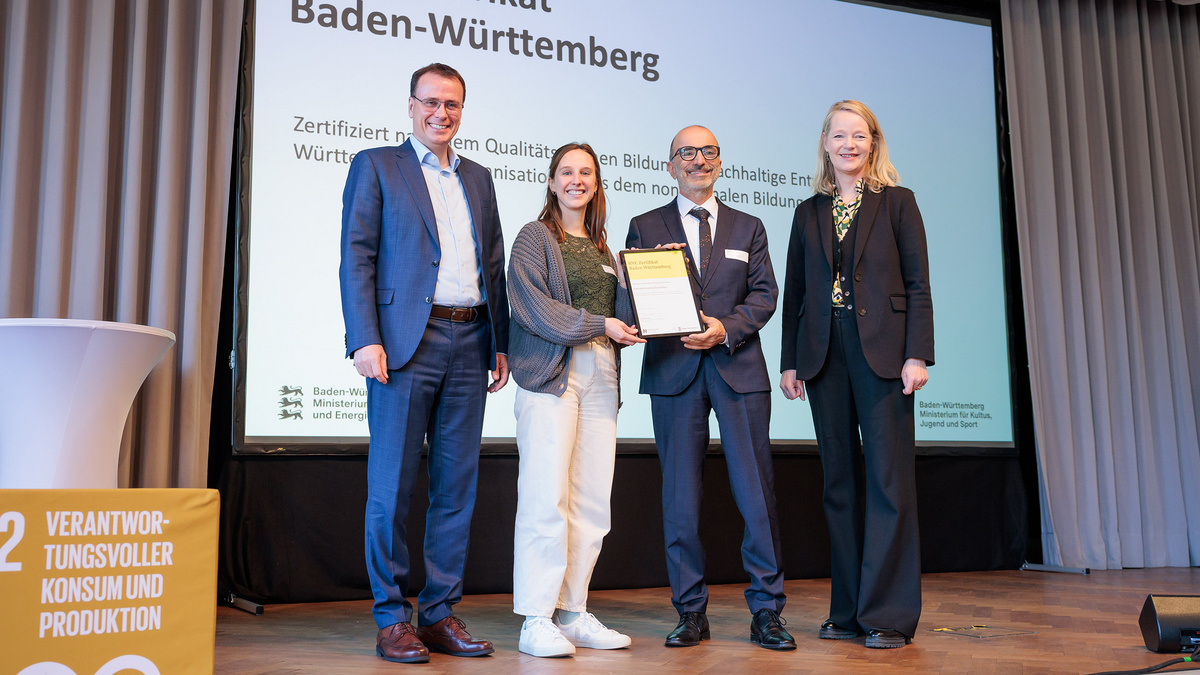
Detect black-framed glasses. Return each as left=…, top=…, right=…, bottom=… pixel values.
left=672, top=145, right=720, bottom=161
left=412, top=96, right=463, bottom=114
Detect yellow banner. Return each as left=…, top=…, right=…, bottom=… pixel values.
left=0, top=489, right=219, bottom=675
left=622, top=249, right=690, bottom=281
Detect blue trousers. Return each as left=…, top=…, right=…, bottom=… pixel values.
left=650, top=351, right=786, bottom=615
left=364, top=316, right=489, bottom=628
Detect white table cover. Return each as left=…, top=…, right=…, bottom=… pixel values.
left=0, top=319, right=175, bottom=488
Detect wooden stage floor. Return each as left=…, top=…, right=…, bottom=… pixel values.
left=215, top=568, right=1200, bottom=674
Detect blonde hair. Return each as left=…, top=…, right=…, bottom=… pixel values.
left=812, top=100, right=900, bottom=197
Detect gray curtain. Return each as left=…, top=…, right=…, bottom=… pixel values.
left=1001, top=0, right=1200, bottom=568
left=0, top=0, right=243, bottom=488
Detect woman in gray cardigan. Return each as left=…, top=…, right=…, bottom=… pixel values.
left=507, top=143, right=643, bottom=658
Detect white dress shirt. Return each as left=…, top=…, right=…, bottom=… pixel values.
left=675, top=193, right=732, bottom=347
left=675, top=193, right=719, bottom=273
left=409, top=135, right=484, bottom=307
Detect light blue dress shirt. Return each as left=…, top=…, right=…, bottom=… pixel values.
left=409, top=135, right=484, bottom=307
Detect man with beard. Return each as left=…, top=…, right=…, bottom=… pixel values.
left=625, top=126, right=793, bottom=650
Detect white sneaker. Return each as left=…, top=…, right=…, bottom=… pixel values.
left=555, top=612, right=632, bottom=649
left=519, top=616, right=576, bottom=657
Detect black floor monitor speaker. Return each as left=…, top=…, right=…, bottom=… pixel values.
left=1139, top=595, right=1200, bottom=653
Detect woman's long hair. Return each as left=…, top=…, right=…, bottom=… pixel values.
left=538, top=142, right=609, bottom=254
left=812, top=100, right=900, bottom=196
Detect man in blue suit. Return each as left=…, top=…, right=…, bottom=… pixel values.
left=625, top=126, right=794, bottom=650
left=340, top=63, right=509, bottom=664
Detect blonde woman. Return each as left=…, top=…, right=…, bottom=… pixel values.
left=779, top=100, right=934, bottom=649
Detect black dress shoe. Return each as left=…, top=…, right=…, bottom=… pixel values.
left=665, top=611, right=710, bottom=647
left=819, top=620, right=861, bottom=640
left=865, top=629, right=911, bottom=649
left=750, top=609, right=797, bottom=650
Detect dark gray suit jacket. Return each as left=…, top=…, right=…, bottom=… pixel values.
left=626, top=199, right=778, bottom=396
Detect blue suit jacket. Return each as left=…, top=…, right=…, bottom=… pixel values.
left=626, top=199, right=778, bottom=396
left=340, top=139, right=509, bottom=369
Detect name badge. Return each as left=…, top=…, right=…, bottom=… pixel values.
left=601, top=265, right=616, bottom=276
left=725, top=249, right=749, bottom=263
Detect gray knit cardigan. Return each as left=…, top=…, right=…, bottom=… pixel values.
left=507, top=220, right=635, bottom=398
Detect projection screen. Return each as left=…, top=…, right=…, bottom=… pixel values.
left=237, top=0, right=1014, bottom=451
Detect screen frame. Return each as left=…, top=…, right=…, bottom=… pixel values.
left=226, top=0, right=1031, bottom=458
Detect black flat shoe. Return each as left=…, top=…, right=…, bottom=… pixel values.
left=750, top=609, right=796, bottom=650
left=818, top=620, right=861, bottom=640
left=665, top=611, right=710, bottom=647
left=865, top=629, right=911, bottom=649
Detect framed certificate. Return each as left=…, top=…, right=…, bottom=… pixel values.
left=619, top=248, right=703, bottom=338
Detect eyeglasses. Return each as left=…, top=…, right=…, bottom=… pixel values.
left=672, top=145, right=720, bottom=161
left=412, top=97, right=463, bottom=114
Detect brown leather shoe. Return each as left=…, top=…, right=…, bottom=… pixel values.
left=376, top=622, right=430, bottom=663
left=415, top=615, right=494, bottom=657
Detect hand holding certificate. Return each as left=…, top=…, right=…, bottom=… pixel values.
left=619, top=248, right=703, bottom=338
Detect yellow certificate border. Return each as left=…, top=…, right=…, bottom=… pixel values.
left=619, top=249, right=703, bottom=338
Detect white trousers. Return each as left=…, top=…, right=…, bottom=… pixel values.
left=512, top=339, right=619, bottom=617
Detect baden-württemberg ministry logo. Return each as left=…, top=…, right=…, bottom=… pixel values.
left=278, top=385, right=303, bottom=420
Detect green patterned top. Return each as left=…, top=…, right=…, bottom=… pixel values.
left=561, top=233, right=616, bottom=319
left=832, top=179, right=864, bottom=306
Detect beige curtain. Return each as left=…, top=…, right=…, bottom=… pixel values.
left=0, top=0, right=243, bottom=488
left=1001, top=0, right=1200, bottom=568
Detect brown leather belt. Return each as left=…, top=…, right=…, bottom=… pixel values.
left=429, top=304, right=485, bottom=323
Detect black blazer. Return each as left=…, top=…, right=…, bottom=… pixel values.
left=780, top=185, right=933, bottom=380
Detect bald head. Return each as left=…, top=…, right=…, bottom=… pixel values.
left=669, top=125, right=717, bottom=159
